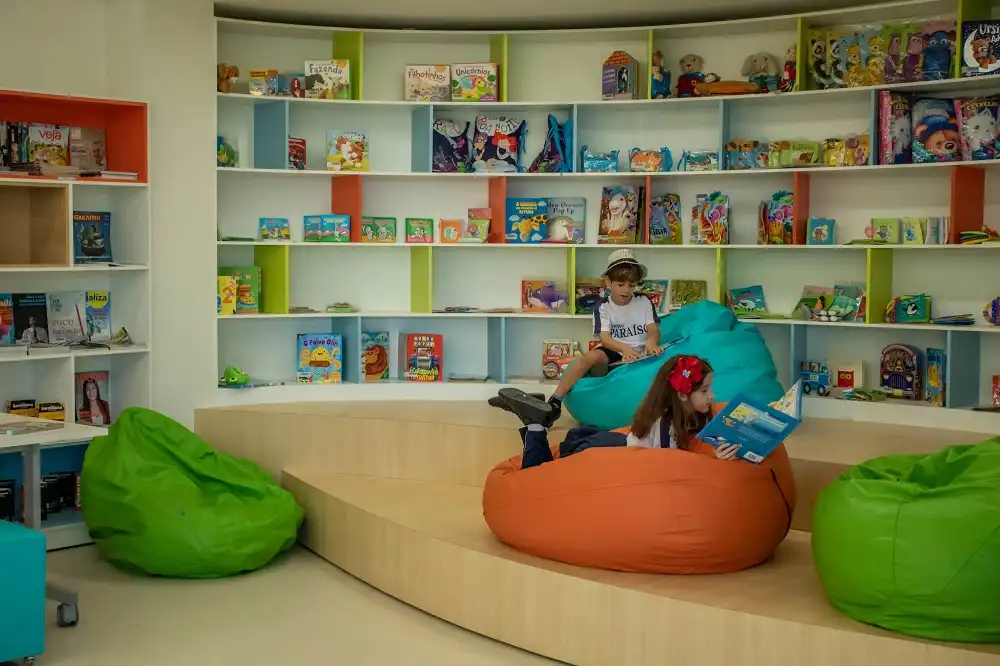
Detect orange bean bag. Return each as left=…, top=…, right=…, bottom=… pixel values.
left=482, top=424, right=796, bottom=575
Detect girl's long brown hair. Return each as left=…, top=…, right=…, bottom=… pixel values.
left=631, top=355, right=714, bottom=450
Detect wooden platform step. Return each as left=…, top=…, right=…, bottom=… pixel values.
left=285, top=469, right=1000, bottom=666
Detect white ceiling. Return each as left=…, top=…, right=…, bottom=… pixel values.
left=215, top=0, right=874, bottom=30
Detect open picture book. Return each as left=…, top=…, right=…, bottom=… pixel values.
left=698, top=380, right=803, bottom=464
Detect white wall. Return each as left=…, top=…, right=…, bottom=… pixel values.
left=1, top=0, right=217, bottom=428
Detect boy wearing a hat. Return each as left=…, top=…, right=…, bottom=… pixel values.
left=491, top=249, right=662, bottom=424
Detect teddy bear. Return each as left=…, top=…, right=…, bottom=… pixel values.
left=217, top=63, right=239, bottom=94
left=742, top=52, right=779, bottom=92
left=676, top=54, right=718, bottom=97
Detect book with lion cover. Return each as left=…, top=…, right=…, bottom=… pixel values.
left=361, top=331, right=390, bottom=381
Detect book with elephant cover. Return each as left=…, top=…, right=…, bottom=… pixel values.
left=698, top=380, right=802, bottom=464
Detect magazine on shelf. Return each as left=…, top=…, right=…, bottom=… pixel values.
left=698, top=380, right=803, bottom=464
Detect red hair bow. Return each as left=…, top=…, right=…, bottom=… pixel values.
left=669, top=356, right=703, bottom=394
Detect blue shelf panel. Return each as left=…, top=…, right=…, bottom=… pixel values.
left=946, top=329, right=981, bottom=408
left=253, top=100, right=290, bottom=170
left=0, top=443, right=87, bottom=518
left=410, top=105, right=433, bottom=173
left=488, top=317, right=506, bottom=383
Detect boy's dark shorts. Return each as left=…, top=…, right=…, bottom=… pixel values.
left=593, top=346, right=623, bottom=365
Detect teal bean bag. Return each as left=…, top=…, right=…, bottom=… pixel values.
left=812, top=439, right=1000, bottom=643
left=81, top=407, right=304, bottom=578
left=563, top=300, right=783, bottom=430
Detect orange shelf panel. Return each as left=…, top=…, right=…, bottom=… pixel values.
left=792, top=172, right=810, bottom=245
left=0, top=90, right=148, bottom=182
left=331, top=175, right=364, bottom=242
left=950, top=165, right=985, bottom=244
left=488, top=176, right=506, bottom=243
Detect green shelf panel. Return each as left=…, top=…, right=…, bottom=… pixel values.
left=253, top=245, right=290, bottom=314
left=646, top=30, right=655, bottom=100
left=333, top=31, right=364, bottom=100
left=489, top=34, right=509, bottom=102
left=715, top=247, right=728, bottom=304
left=795, top=17, right=808, bottom=92
left=566, top=247, right=577, bottom=315
left=865, top=247, right=894, bottom=324
left=410, top=246, right=433, bottom=313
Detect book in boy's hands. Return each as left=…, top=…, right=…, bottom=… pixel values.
left=698, top=380, right=803, bottom=464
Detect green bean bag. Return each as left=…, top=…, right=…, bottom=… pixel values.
left=81, top=407, right=303, bottom=578
left=812, top=438, right=1000, bottom=643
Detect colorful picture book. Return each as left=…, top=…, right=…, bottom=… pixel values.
left=218, top=266, right=260, bottom=314
left=439, top=219, right=463, bottom=243
left=464, top=208, right=490, bottom=243
left=648, top=193, right=681, bottom=245
left=361, top=331, right=390, bottom=381
left=76, top=370, right=111, bottom=426
left=867, top=217, right=949, bottom=244
left=326, top=130, right=368, bottom=171
left=505, top=198, right=548, bottom=243
left=0, top=294, right=13, bottom=345
left=961, top=20, right=1000, bottom=77
left=669, top=280, right=709, bottom=312
left=296, top=333, right=343, bottom=383
left=522, top=280, right=568, bottom=313
left=13, top=293, right=48, bottom=344
left=218, top=276, right=236, bottom=316
left=259, top=217, right=290, bottom=241
left=68, top=126, right=107, bottom=171
left=304, top=214, right=350, bottom=243
left=728, top=285, right=769, bottom=317
left=402, top=333, right=443, bottom=382
left=305, top=59, right=351, bottom=99
left=926, top=347, right=946, bottom=407
left=546, top=197, right=585, bottom=244
left=360, top=217, right=397, bottom=243
left=46, top=292, right=87, bottom=344
left=691, top=192, right=730, bottom=245
left=73, top=211, right=112, bottom=263
left=288, top=137, right=306, bottom=169
left=86, top=291, right=111, bottom=342
left=405, top=64, right=451, bottom=102
left=27, top=124, right=69, bottom=166
left=598, top=186, right=641, bottom=244
left=807, top=218, right=836, bottom=245
left=699, top=380, right=803, bottom=464
left=451, top=63, right=499, bottom=102
left=405, top=218, right=434, bottom=244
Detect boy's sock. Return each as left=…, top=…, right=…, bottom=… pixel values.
left=498, top=389, right=553, bottom=426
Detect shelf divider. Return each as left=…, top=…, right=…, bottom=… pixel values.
left=332, top=175, right=364, bottom=242
left=788, top=324, right=807, bottom=390
left=867, top=90, right=878, bottom=166
left=792, top=172, right=810, bottom=244
left=714, top=247, right=727, bottom=304
left=489, top=34, right=509, bottom=102
left=950, top=165, right=986, bottom=243
left=410, top=104, right=433, bottom=172
left=566, top=246, right=577, bottom=315
left=488, top=176, right=506, bottom=242
left=864, top=247, right=893, bottom=324
left=334, top=31, right=364, bottom=100
left=795, top=17, right=808, bottom=91
left=252, top=100, right=289, bottom=170
left=488, top=316, right=506, bottom=383
left=646, top=30, right=655, bottom=100
left=410, top=246, right=433, bottom=313
left=718, top=99, right=730, bottom=169
left=643, top=175, right=652, bottom=243
left=945, top=329, right=981, bottom=408
left=253, top=245, right=290, bottom=314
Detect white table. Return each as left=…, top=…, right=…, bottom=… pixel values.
left=0, top=413, right=106, bottom=628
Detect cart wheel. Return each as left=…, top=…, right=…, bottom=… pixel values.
left=802, top=383, right=812, bottom=395
left=23, top=657, right=36, bottom=666
left=57, top=603, right=78, bottom=627
left=818, top=385, right=829, bottom=397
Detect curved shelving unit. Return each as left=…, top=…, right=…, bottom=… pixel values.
left=194, top=402, right=1000, bottom=666
left=215, top=0, right=1000, bottom=432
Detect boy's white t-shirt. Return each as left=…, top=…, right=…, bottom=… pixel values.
left=626, top=417, right=677, bottom=449
left=593, top=293, right=660, bottom=352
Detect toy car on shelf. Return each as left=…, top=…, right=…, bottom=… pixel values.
left=542, top=339, right=582, bottom=380
left=800, top=360, right=831, bottom=396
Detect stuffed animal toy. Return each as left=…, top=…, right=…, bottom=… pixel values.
left=217, top=63, right=239, bottom=94
left=742, top=52, right=779, bottom=92
left=676, top=54, right=719, bottom=98
left=778, top=45, right=796, bottom=92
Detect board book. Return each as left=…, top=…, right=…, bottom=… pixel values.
left=505, top=198, right=548, bottom=244
left=218, top=266, right=260, bottom=314
left=296, top=333, right=343, bottom=383
left=402, top=333, right=443, bottom=382
left=259, top=217, right=290, bottom=241
left=699, top=380, right=803, bottom=464
left=304, top=60, right=350, bottom=99
left=360, top=217, right=396, bottom=243
left=598, top=186, right=641, bottom=244
left=546, top=197, right=585, bottom=244
left=361, top=331, right=390, bottom=381
left=326, top=131, right=368, bottom=172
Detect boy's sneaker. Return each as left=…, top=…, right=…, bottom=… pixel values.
left=546, top=396, right=562, bottom=425
left=488, top=392, right=544, bottom=413
left=497, top=389, right=553, bottom=427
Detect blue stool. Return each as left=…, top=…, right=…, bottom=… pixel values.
left=0, top=520, right=45, bottom=664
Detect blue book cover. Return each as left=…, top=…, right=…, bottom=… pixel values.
left=0, top=293, right=13, bottom=345
left=297, top=333, right=343, bottom=383
left=807, top=218, right=836, bottom=245
left=505, top=197, right=548, bottom=244
left=86, top=291, right=111, bottom=343
left=72, top=211, right=112, bottom=263
left=259, top=217, right=290, bottom=240
left=727, top=285, right=768, bottom=317
left=699, top=381, right=802, bottom=464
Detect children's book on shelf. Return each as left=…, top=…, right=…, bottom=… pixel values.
left=304, top=214, right=350, bottom=242
left=699, top=380, right=803, bottom=464
left=639, top=280, right=671, bottom=313
left=259, top=217, right=290, bottom=241
left=73, top=211, right=112, bottom=263
left=758, top=191, right=793, bottom=245
left=218, top=276, right=236, bottom=316
left=27, top=124, right=69, bottom=166
left=405, top=64, right=451, bottom=101
left=86, top=291, right=111, bottom=342
left=75, top=370, right=111, bottom=426
left=450, top=63, right=499, bottom=102
left=46, top=292, right=87, bottom=344
left=361, top=331, right=390, bottom=381
left=0, top=294, right=13, bottom=345
left=297, top=334, right=344, bottom=383
left=574, top=280, right=604, bottom=315
left=439, top=219, right=463, bottom=243
left=39, top=401, right=66, bottom=421
left=305, top=59, right=351, bottom=99
left=402, top=333, right=443, bottom=382
left=288, top=137, right=306, bottom=170
left=69, top=127, right=107, bottom=171
left=807, top=218, right=835, bottom=245
left=870, top=218, right=900, bottom=243
left=505, top=198, right=548, bottom=243
left=522, top=280, right=568, bottom=313
left=405, top=218, right=434, bottom=244
left=464, top=209, right=490, bottom=243
left=961, top=20, right=1000, bottom=77
left=248, top=69, right=277, bottom=95
left=7, top=399, right=38, bottom=417
left=669, top=280, right=708, bottom=312
left=326, top=131, right=368, bottom=172
left=546, top=197, right=586, bottom=244
left=728, top=285, right=770, bottom=317
left=218, top=266, right=260, bottom=314
left=648, top=193, right=681, bottom=245
left=360, top=217, right=397, bottom=243
left=691, top=192, right=730, bottom=245
left=901, top=218, right=924, bottom=244
left=926, top=347, right=946, bottom=407
left=13, top=293, right=49, bottom=344
left=598, top=186, right=641, bottom=244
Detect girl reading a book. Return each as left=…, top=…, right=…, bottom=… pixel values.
left=491, top=354, right=741, bottom=468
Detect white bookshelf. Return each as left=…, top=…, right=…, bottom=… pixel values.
left=214, top=1, right=1000, bottom=431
